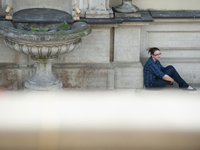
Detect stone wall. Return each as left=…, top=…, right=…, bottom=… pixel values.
left=140, top=19, right=200, bottom=85
left=2, top=0, right=200, bottom=14
left=0, top=18, right=200, bottom=90
left=1, top=0, right=200, bottom=90
left=2, top=0, right=73, bottom=14
left=109, top=0, right=200, bottom=10
left=0, top=22, right=143, bottom=90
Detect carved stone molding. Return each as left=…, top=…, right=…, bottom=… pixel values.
left=5, top=37, right=82, bottom=59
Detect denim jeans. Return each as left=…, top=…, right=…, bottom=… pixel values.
left=152, top=65, right=189, bottom=88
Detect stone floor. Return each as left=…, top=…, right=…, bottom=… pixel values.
left=1, top=85, right=200, bottom=130
left=0, top=86, right=200, bottom=150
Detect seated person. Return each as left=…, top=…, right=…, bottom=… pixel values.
left=143, top=47, right=196, bottom=90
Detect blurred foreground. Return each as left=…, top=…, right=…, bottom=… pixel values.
left=0, top=87, right=200, bottom=150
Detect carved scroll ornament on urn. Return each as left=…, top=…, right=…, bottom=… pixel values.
left=5, top=4, right=13, bottom=19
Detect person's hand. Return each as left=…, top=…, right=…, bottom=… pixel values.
left=169, top=78, right=174, bottom=85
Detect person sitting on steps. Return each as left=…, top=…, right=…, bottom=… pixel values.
left=143, top=47, right=196, bottom=91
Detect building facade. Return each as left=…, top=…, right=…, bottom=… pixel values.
left=0, top=0, right=200, bottom=90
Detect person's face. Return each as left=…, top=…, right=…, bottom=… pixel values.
left=151, top=50, right=161, bottom=61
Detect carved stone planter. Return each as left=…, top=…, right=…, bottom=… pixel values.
left=0, top=20, right=92, bottom=91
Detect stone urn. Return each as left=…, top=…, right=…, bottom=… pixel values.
left=0, top=8, right=92, bottom=91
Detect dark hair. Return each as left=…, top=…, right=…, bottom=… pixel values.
left=148, top=47, right=160, bottom=55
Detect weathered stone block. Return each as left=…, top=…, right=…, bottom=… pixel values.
left=0, top=35, right=29, bottom=63
left=114, top=27, right=140, bottom=62
left=3, top=68, right=35, bottom=90
left=57, top=28, right=110, bottom=64
left=107, top=69, right=115, bottom=89
left=85, top=10, right=113, bottom=18
left=0, top=70, right=5, bottom=87
left=53, top=65, right=115, bottom=90
left=58, top=69, right=84, bottom=89
left=113, top=62, right=143, bottom=89
left=5, top=69, right=21, bottom=90
left=148, top=31, right=200, bottom=51
left=85, top=0, right=113, bottom=18
left=83, top=69, right=109, bottom=89
left=1, top=66, right=115, bottom=90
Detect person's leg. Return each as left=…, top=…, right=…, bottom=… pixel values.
left=151, top=77, right=169, bottom=89
left=161, top=65, right=189, bottom=88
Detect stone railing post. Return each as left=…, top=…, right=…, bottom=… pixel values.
left=76, top=0, right=113, bottom=18
left=86, top=0, right=113, bottom=18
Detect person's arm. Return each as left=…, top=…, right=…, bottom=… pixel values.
left=149, top=63, right=174, bottom=84
left=160, top=64, right=165, bottom=69
left=149, top=63, right=165, bottom=79
left=162, top=74, right=174, bottom=84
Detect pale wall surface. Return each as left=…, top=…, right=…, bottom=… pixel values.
left=2, top=0, right=72, bottom=14
left=110, top=0, right=200, bottom=10
left=0, top=35, right=29, bottom=64
left=56, top=27, right=111, bottom=64
left=2, top=0, right=200, bottom=13
left=114, top=24, right=141, bottom=62
left=1, top=0, right=200, bottom=89
left=140, top=20, right=200, bottom=85
left=1, top=19, right=200, bottom=90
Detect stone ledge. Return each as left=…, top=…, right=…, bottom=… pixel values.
left=5, top=11, right=153, bottom=24
left=2, top=11, right=200, bottom=24
left=53, top=63, right=113, bottom=69
left=141, top=58, right=200, bottom=64
left=150, top=10, right=200, bottom=19
left=111, top=62, right=143, bottom=68
left=0, top=63, right=35, bottom=69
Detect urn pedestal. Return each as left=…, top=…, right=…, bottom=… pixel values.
left=113, top=0, right=141, bottom=18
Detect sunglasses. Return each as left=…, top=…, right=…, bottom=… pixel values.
left=154, top=53, right=162, bottom=56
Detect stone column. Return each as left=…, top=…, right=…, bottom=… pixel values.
left=113, top=22, right=149, bottom=89
left=83, top=0, right=113, bottom=18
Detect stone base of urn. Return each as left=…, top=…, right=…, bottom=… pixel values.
left=113, top=0, right=141, bottom=18
left=24, top=58, right=63, bottom=91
